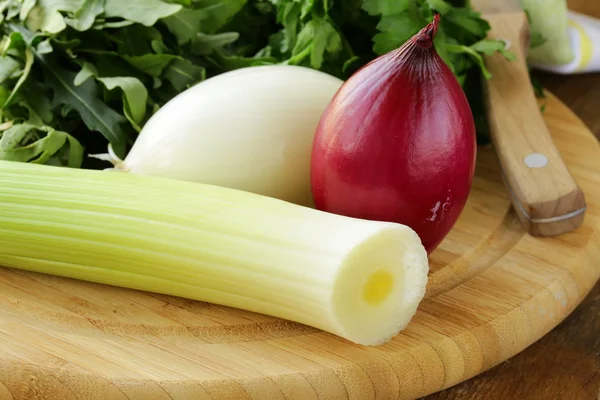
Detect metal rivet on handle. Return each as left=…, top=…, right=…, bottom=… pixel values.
left=524, top=153, right=548, bottom=169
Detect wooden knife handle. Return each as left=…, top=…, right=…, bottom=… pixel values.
left=481, top=12, right=586, bottom=236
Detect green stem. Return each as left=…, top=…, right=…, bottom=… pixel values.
left=445, top=43, right=492, bottom=79
left=285, top=45, right=312, bottom=65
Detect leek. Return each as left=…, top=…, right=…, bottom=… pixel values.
left=0, top=160, right=429, bottom=346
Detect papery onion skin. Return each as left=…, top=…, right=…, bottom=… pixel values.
left=310, top=15, right=477, bottom=254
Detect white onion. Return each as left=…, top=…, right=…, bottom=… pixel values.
left=95, top=65, right=343, bottom=206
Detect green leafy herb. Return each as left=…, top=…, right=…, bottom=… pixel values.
left=65, top=0, right=104, bottom=31
left=163, top=58, right=206, bottom=92
left=97, top=76, right=149, bottom=129
left=41, top=56, right=129, bottom=156
left=530, top=70, right=546, bottom=99
left=0, top=0, right=512, bottom=168
left=103, top=0, right=182, bottom=26
left=0, top=123, right=83, bottom=167
left=0, top=56, right=21, bottom=84
left=162, top=8, right=206, bottom=45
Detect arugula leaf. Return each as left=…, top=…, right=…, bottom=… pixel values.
left=35, top=38, right=53, bottom=54
left=74, top=61, right=97, bottom=85
left=124, top=53, right=178, bottom=76
left=37, top=0, right=81, bottom=13
left=114, top=25, right=162, bottom=56
left=0, top=1, right=21, bottom=23
left=103, top=0, right=182, bottom=26
left=192, top=32, right=239, bottom=55
left=163, top=58, right=205, bottom=92
left=194, top=0, right=247, bottom=33
left=40, top=55, right=128, bottom=156
left=75, top=59, right=150, bottom=130
left=85, top=52, right=148, bottom=83
left=92, top=19, right=134, bottom=29
left=0, top=123, right=83, bottom=167
left=206, top=49, right=276, bottom=71
left=18, top=100, right=46, bottom=126
left=53, top=130, right=85, bottom=167
left=65, top=0, right=105, bottom=32
left=19, top=0, right=36, bottom=21
left=21, top=81, right=53, bottom=123
left=3, top=45, right=33, bottom=107
left=98, top=76, right=148, bottom=127
left=2, top=30, right=26, bottom=55
left=0, top=55, right=20, bottom=82
left=5, top=22, right=130, bottom=153
left=0, top=123, right=33, bottom=149
left=162, top=8, right=205, bottom=45
left=25, top=3, right=67, bottom=34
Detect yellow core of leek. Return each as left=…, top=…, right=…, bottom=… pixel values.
left=363, top=270, right=394, bottom=306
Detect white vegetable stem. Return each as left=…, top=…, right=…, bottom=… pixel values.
left=93, top=65, right=344, bottom=207
left=0, top=160, right=429, bottom=346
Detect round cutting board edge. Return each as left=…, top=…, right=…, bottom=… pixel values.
left=0, top=91, right=598, bottom=400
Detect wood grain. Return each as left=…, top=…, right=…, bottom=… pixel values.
left=425, top=66, right=600, bottom=398
left=474, top=4, right=587, bottom=237
left=0, top=91, right=599, bottom=399
left=424, top=280, right=600, bottom=400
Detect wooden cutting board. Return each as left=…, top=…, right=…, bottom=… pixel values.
left=0, top=92, right=599, bottom=400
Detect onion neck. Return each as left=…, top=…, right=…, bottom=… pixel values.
left=414, top=13, right=440, bottom=48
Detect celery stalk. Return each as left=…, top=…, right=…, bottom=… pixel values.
left=0, top=160, right=429, bottom=346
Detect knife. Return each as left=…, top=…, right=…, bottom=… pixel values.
left=470, top=0, right=587, bottom=236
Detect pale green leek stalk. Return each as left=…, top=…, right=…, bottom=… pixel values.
left=0, top=160, right=429, bottom=346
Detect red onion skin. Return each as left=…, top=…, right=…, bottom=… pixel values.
left=310, top=16, right=476, bottom=254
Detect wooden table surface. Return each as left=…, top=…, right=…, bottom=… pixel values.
left=423, top=72, right=600, bottom=400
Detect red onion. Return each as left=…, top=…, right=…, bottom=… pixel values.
left=310, top=14, right=477, bottom=254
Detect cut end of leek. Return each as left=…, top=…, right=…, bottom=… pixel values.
left=331, top=225, right=428, bottom=346
left=0, top=160, right=429, bottom=346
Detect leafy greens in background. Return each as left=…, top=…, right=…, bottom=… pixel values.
left=0, top=0, right=513, bottom=168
